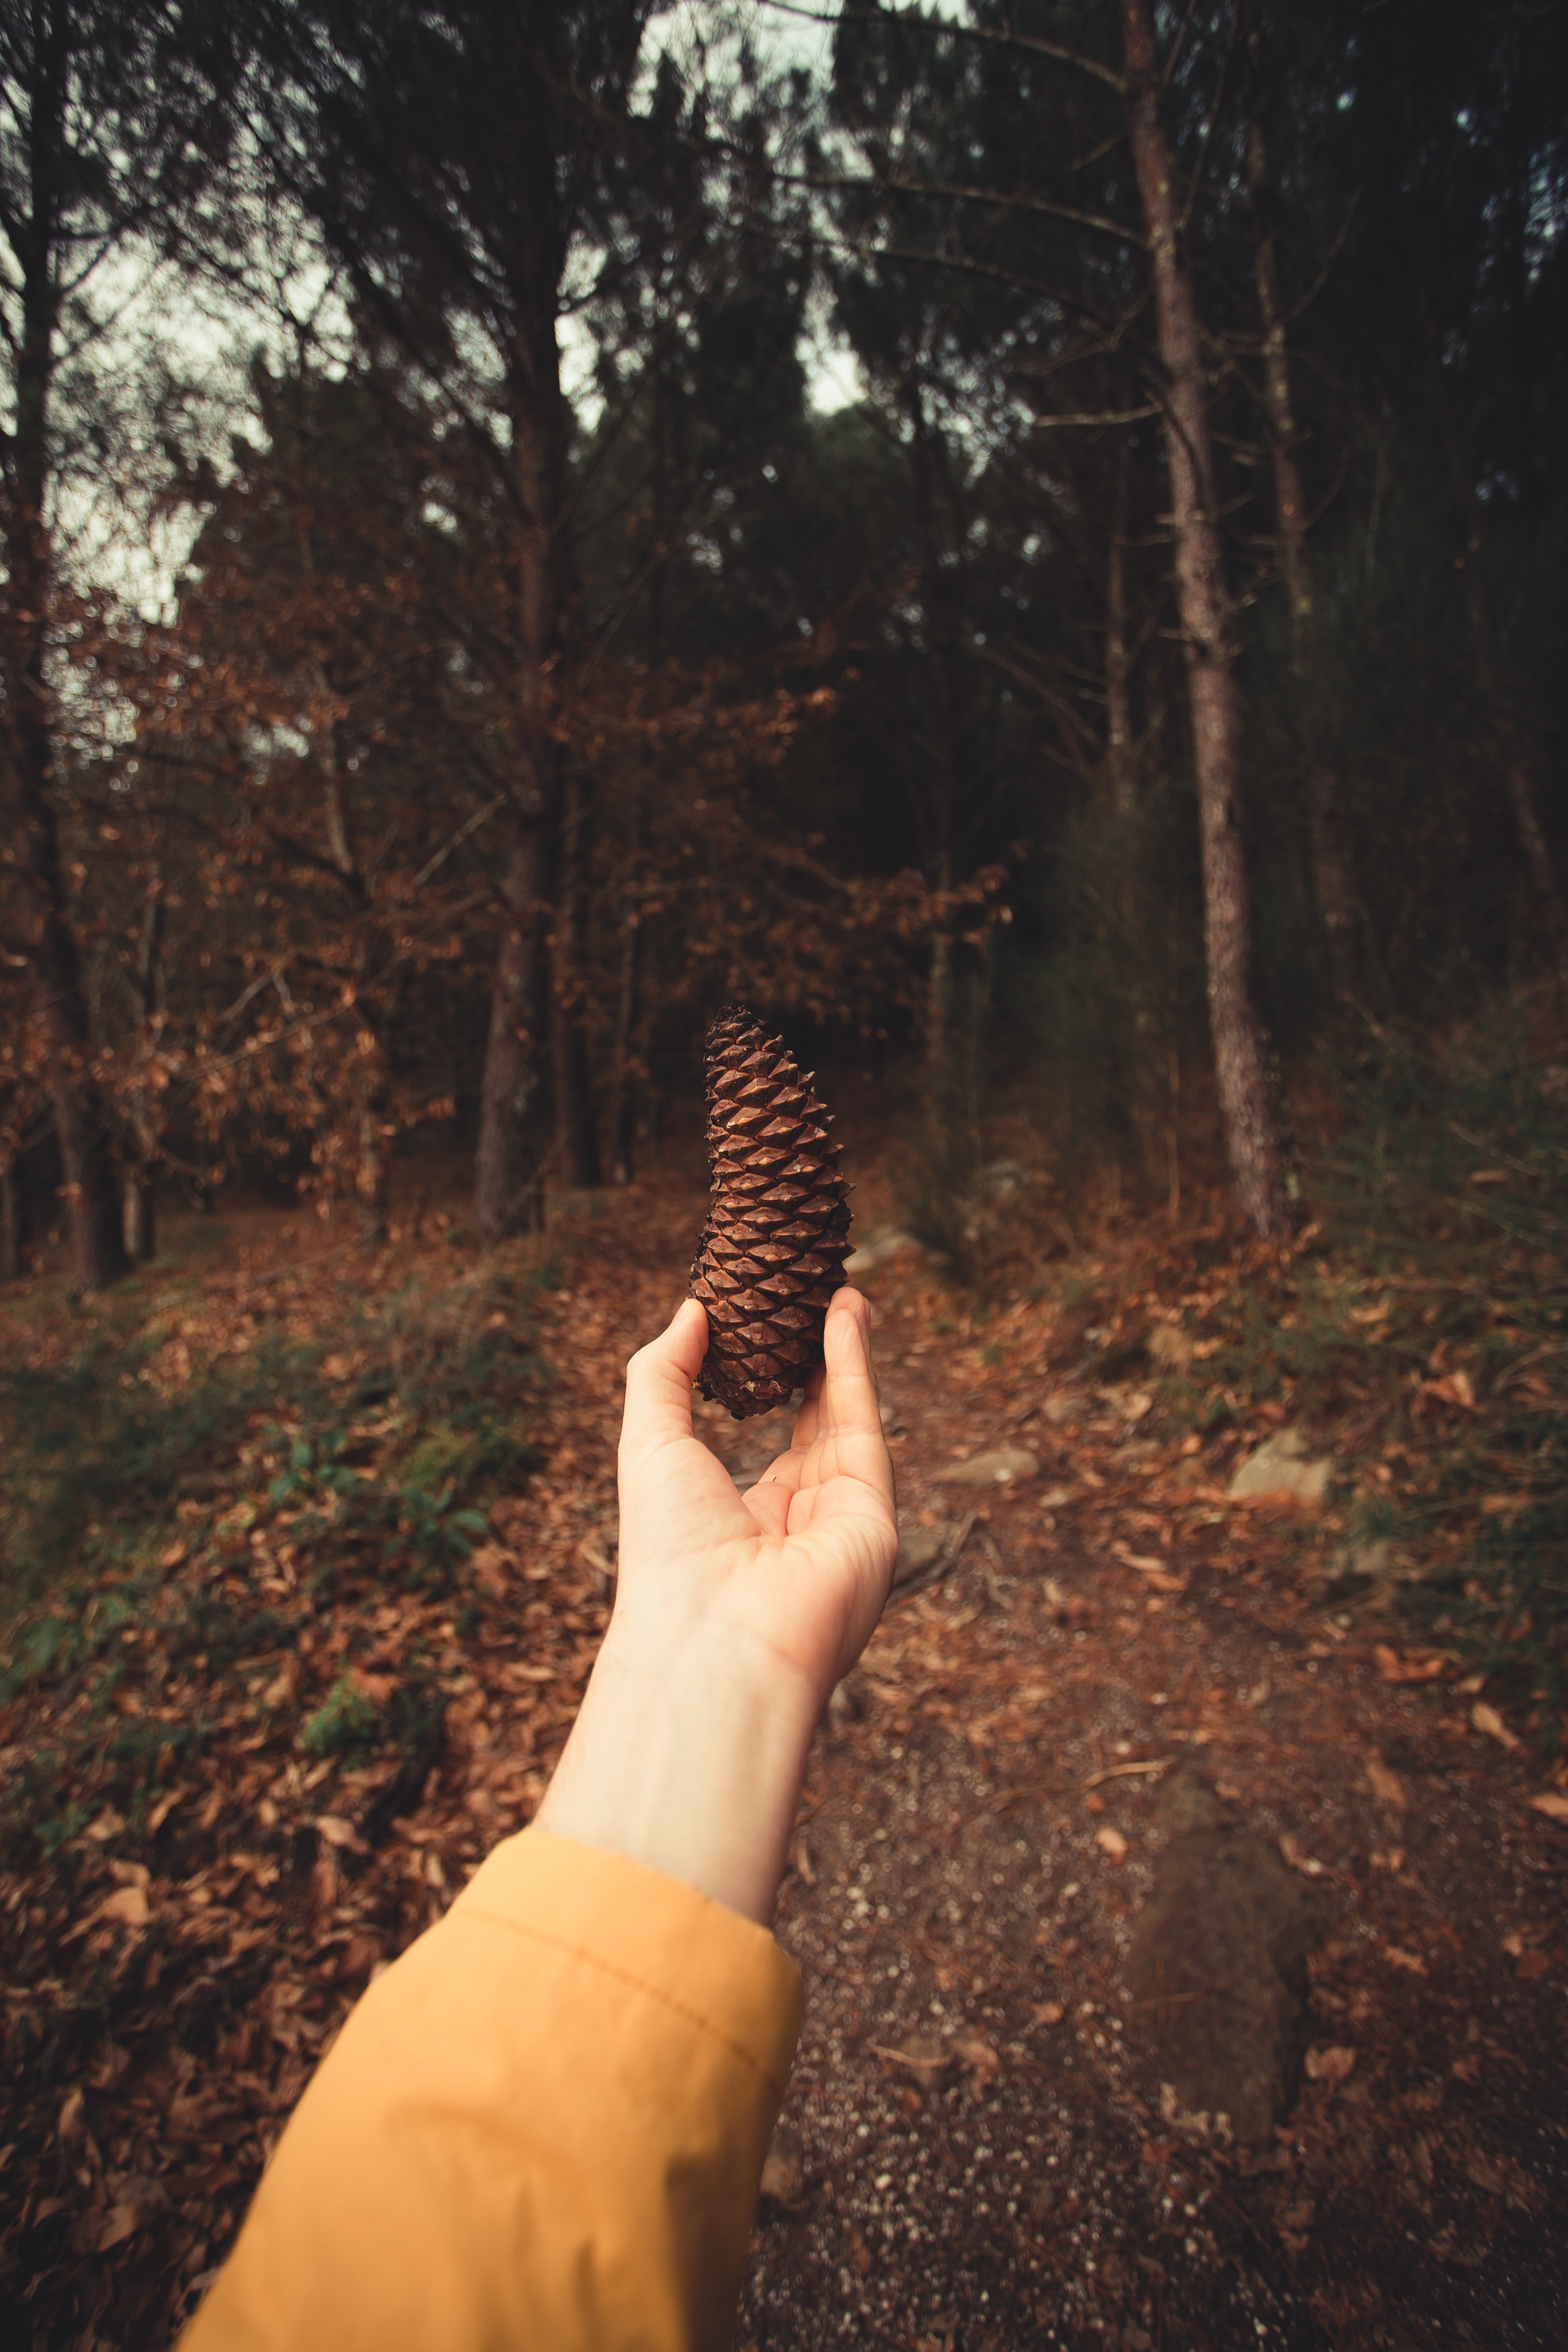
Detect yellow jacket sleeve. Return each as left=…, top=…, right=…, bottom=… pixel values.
left=180, top=1828, right=804, bottom=2352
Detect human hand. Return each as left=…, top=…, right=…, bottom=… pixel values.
left=535, top=1288, right=897, bottom=1924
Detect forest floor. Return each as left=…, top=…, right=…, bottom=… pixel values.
left=2, top=1121, right=1566, bottom=2351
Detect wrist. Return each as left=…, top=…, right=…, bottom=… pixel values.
left=534, top=1607, right=820, bottom=1927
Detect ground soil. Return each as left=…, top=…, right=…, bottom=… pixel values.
left=2, top=1144, right=1565, bottom=2351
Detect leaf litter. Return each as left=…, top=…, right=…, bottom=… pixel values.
left=1, top=1147, right=1566, bottom=2350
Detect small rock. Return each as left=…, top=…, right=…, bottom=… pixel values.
left=1041, top=1392, right=1085, bottom=1426
left=845, top=1225, right=919, bottom=1273
left=934, top=1447, right=1039, bottom=1487
left=1149, top=1324, right=1194, bottom=1373
left=892, top=1523, right=947, bottom=1587
left=760, top=2122, right=806, bottom=2205
left=1227, top=1425, right=1334, bottom=1507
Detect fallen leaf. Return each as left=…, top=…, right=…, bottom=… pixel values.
left=791, top=1832, right=816, bottom=1886
left=1375, top=1645, right=1445, bottom=1685
left=1516, top=1948, right=1551, bottom=1981
left=1303, top=2045, right=1357, bottom=2085
left=869, top=2035, right=951, bottom=2081
left=1083, top=1758, right=1174, bottom=1789
left=1385, top=1945, right=1427, bottom=1975
left=313, top=1813, right=369, bottom=1854
left=1470, top=1702, right=1518, bottom=1750
left=99, top=1884, right=150, bottom=1929
left=56, top=2087, right=84, bottom=2140
left=145, top=1787, right=184, bottom=1834
left=1095, top=1825, right=1130, bottom=1862
left=953, top=2033, right=1000, bottom=2076
left=1279, top=1832, right=1326, bottom=1877
left=96, top=2202, right=145, bottom=2253
left=1032, top=2000, right=1065, bottom=2026
left=84, top=1807, right=126, bottom=1843
left=1525, top=1791, right=1568, bottom=1825
left=1365, top=1758, right=1406, bottom=1809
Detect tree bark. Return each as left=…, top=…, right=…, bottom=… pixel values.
left=0, top=51, right=130, bottom=1294
left=1, top=1156, right=26, bottom=1282
left=474, top=346, right=566, bottom=1237
left=550, top=756, right=601, bottom=1189
left=1122, top=0, right=1298, bottom=1241
left=1104, top=442, right=1137, bottom=820
left=477, top=819, right=548, bottom=1237
left=1243, top=21, right=1360, bottom=1011
left=903, top=387, right=963, bottom=1065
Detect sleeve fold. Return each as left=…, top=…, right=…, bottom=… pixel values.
left=180, top=1827, right=803, bottom=2352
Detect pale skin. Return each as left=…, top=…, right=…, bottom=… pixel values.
left=536, top=1286, right=899, bottom=1925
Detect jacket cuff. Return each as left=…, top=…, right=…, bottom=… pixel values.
left=454, top=1826, right=803, bottom=2103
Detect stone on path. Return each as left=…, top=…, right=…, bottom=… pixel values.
left=934, top=1448, right=1039, bottom=1487
left=1125, top=1773, right=1335, bottom=2146
left=1226, top=1425, right=1334, bottom=1507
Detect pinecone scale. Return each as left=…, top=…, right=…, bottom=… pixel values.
left=689, top=1005, right=852, bottom=1418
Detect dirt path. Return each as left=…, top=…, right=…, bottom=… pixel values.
left=3, top=1170, right=1565, bottom=2350
left=522, top=1174, right=1567, bottom=2350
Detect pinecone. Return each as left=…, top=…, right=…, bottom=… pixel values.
left=688, top=1004, right=853, bottom=1419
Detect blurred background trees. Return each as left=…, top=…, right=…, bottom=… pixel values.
left=0, top=0, right=1562, bottom=1287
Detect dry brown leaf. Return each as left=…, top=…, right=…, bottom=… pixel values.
left=1525, top=1791, right=1568, bottom=1825
left=869, top=2034, right=951, bottom=2080
left=98, top=1883, right=151, bottom=1929
left=1303, top=2045, right=1357, bottom=2085
left=1516, top=1948, right=1551, bottom=1981
left=954, top=2034, right=1000, bottom=2076
left=1032, top=1999, right=1065, bottom=2026
left=1095, top=1825, right=1130, bottom=1862
left=313, top=1813, right=369, bottom=1854
left=1470, top=1702, right=1519, bottom=1750
left=56, top=2086, right=84, bottom=2140
left=1365, top=1758, right=1406, bottom=1809
left=95, top=2202, right=145, bottom=2253
left=1374, top=1645, right=1445, bottom=1685
left=1384, top=1945, right=1427, bottom=1975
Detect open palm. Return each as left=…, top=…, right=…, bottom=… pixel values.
left=616, top=1290, right=899, bottom=1705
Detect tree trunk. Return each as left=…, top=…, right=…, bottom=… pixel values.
left=606, top=899, right=642, bottom=1187
left=1104, top=443, right=1137, bottom=820
left=1, top=1158, right=25, bottom=1282
left=122, top=1172, right=156, bottom=1264
left=1122, top=0, right=1298, bottom=1242
left=476, top=818, right=548, bottom=1237
left=2, top=210, right=129, bottom=1293
left=475, top=357, right=566, bottom=1235
left=1243, top=22, right=1361, bottom=1011
left=550, top=756, right=601, bottom=1189
left=904, top=387, right=963, bottom=1066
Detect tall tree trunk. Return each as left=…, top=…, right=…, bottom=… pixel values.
left=904, top=387, right=963, bottom=1066
left=1243, top=18, right=1360, bottom=1010
left=1, top=188, right=129, bottom=1292
left=1, top=1155, right=26, bottom=1282
left=1104, top=443, right=1137, bottom=820
left=477, top=821, right=548, bottom=1236
left=120, top=867, right=165, bottom=1263
left=475, top=352, right=566, bottom=1236
left=1122, top=0, right=1298, bottom=1241
left=550, top=756, right=601, bottom=1189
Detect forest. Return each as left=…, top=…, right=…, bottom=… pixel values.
left=2, top=3, right=1566, bottom=2347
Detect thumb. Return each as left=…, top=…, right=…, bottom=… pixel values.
left=621, top=1297, right=707, bottom=1460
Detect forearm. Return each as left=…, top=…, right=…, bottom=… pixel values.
left=535, top=1609, right=819, bottom=1927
